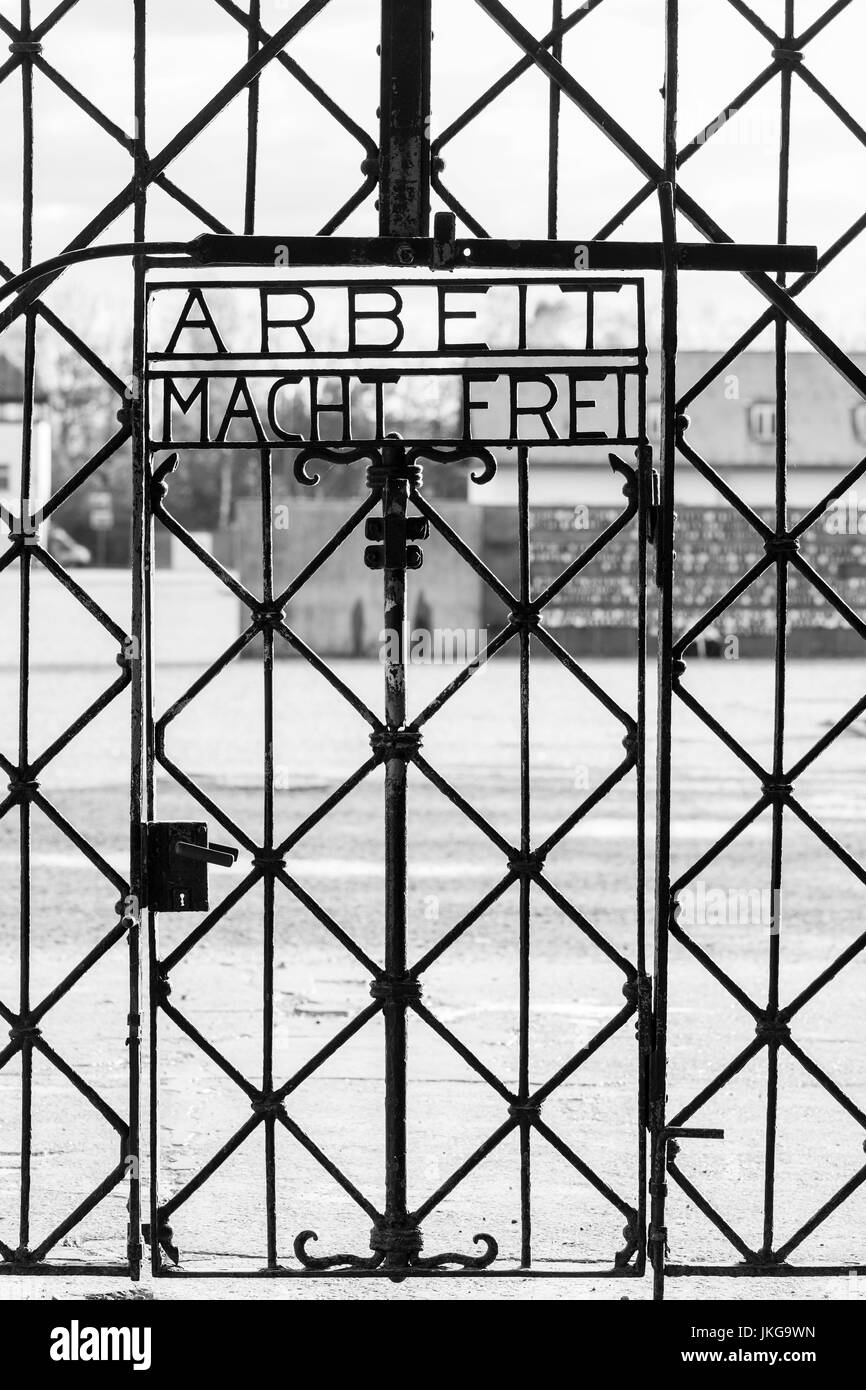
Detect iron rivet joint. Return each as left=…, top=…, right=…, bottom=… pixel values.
left=369, top=1224, right=423, bottom=1256
left=8, top=775, right=39, bottom=800
left=507, top=1099, right=541, bottom=1119
left=764, top=535, right=800, bottom=558
left=507, top=851, right=544, bottom=877
left=251, top=1092, right=283, bottom=1116
left=755, top=1013, right=791, bottom=1040
left=9, top=1021, right=41, bottom=1043
left=772, top=46, right=804, bottom=65
left=256, top=605, right=286, bottom=630
left=508, top=605, right=541, bottom=630
left=370, top=727, right=421, bottom=762
left=252, top=850, right=287, bottom=873
left=761, top=780, right=793, bottom=801
left=369, top=976, right=422, bottom=1006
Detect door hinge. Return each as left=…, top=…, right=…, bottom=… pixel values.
left=141, top=822, right=239, bottom=913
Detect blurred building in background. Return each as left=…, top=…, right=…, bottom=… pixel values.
left=232, top=351, right=866, bottom=659
left=5, top=344, right=861, bottom=664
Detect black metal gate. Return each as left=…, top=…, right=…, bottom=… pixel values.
left=0, top=0, right=863, bottom=1294
left=140, top=266, right=650, bottom=1277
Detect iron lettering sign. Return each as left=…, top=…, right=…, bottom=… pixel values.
left=145, top=276, right=646, bottom=454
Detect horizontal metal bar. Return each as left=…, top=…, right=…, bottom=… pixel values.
left=665, top=1264, right=866, bottom=1278
left=190, top=234, right=817, bottom=273
left=149, top=1265, right=646, bottom=1278
left=0, top=238, right=817, bottom=317
left=0, top=241, right=189, bottom=306
left=0, top=1264, right=132, bottom=1277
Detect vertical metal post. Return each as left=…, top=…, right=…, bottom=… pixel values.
left=516, top=446, right=532, bottom=1267
left=17, top=311, right=35, bottom=1264
left=761, top=0, right=795, bottom=1266
left=133, top=0, right=161, bottom=1276
left=635, top=287, right=650, bottom=1275
left=260, top=445, right=278, bottom=1270
left=378, top=0, right=432, bottom=237
left=650, top=0, right=679, bottom=1304
left=16, top=0, right=35, bottom=1267
left=127, top=0, right=146, bottom=1282
left=244, top=0, right=261, bottom=235
left=377, top=439, right=416, bottom=1273
left=547, top=0, right=563, bottom=239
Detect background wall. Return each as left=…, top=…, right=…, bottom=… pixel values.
left=232, top=497, right=486, bottom=659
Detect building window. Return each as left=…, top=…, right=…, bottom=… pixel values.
left=0, top=462, right=12, bottom=491
left=853, top=403, right=866, bottom=445
left=646, top=400, right=662, bottom=441
left=748, top=401, right=776, bottom=444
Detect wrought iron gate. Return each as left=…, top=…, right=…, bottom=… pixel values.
left=0, top=0, right=863, bottom=1294
left=140, top=266, right=649, bottom=1277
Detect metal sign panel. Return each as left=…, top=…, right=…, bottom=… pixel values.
left=145, top=276, right=646, bottom=456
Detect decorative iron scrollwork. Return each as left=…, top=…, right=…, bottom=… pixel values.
left=411, top=1234, right=499, bottom=1270
left=293, top=1225, right=499, bottom=1274
left=293, top=1230, right=384, bottom=1271
left=293, top=444, right=381, bottom=487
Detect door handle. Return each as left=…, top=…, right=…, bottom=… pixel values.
left=173, top=840, right=239, bottom=869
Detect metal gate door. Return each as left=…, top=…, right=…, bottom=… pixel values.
left=142, top=265, right=651, bottom=1276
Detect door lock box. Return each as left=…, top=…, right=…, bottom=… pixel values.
left=143, top=822, right=239, bottom=912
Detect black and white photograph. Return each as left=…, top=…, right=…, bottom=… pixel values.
left=0, top=0, right=864, bottom=1364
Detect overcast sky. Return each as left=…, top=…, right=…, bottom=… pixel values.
left=0, top=0, right=863, bottom=352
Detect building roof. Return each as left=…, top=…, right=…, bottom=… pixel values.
left=675, top=351, right=866, bottom=469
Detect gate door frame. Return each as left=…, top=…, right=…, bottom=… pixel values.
left=140, top=257, right=653, bottom=1278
